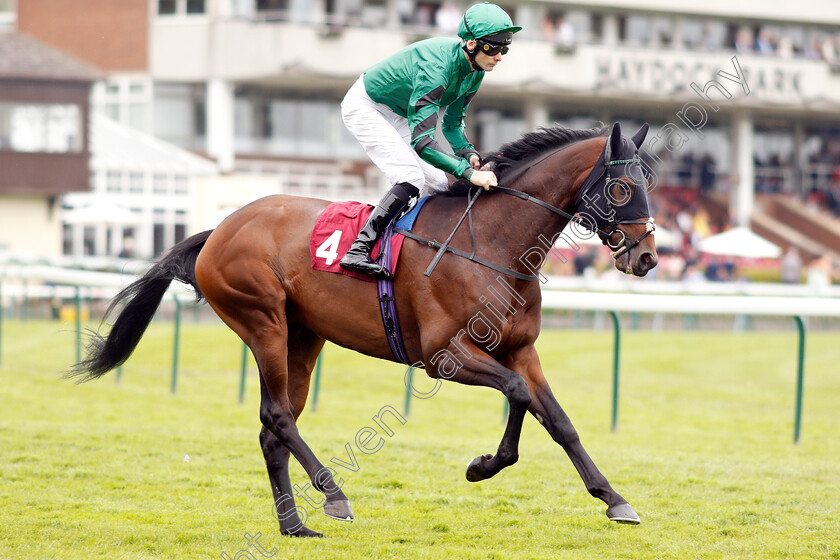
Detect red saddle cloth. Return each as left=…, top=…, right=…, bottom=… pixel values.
left=310, top=201, right=406, bottom=282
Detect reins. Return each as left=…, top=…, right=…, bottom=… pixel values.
left=398, top=143, right=656, bottom=281
left=395, top=186, right=538, bottom=281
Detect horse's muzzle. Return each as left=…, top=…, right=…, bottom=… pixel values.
left=634, top=250, right=658, bottom=276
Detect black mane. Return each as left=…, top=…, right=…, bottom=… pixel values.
left=445, top=124, right=608, bottom=194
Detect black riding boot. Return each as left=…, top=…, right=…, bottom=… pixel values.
left=340, top=182, right=419, bottom=280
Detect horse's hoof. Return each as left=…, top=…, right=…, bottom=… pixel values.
left=323, top=499, right=354, bottom=522
left=606, top=503, right=641, bottom=524
left=282, top=525, right=324, bottom=538
left=465, top=454, right=492, bottom=482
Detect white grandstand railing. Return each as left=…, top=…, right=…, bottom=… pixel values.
left=542, top=276, right=840, bottom=299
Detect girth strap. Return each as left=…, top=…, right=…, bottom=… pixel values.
left=376, top=222, right=411, bottom=364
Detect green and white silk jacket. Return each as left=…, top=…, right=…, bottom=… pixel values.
left=363, top=37, right=483, bottom=180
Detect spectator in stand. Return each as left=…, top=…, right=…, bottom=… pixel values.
left=553, top=14, right=575, bottom=48
left=780, top=247, right=803, bottom=284
left=692, top=208, right=712, bottom=241
left=415, top=3, right=435, bottom=26
left=803, top=39, right=822, bottom=59
left=754, top=28, right=776, bottom=55
left=397, top=0, right=413, bottom=24
left=678, top=153, right=695, bottom=186
left=807, top=255, right=833, bottom=295
left=436, top=2, right=462, bottom=33
left=820, top=36, right=838, bottom=64
left=682, top=263, right=706, bottom=283
left=734, top=28, right=754, bottom=53
left=573, top=245, right=596, bottom=276
left=541, top=14, right=556, bottom=41
left=700, top=154, right=716, bottom=193
left=828, top=172, right=840, bottom=215
left=777, top=36, right=794, bottom=58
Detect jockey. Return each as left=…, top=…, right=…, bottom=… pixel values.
left=339, top=2, right=521, bottom=280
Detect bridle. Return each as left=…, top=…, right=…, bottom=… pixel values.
left=493, top=145, right=656, bottom=262
left=401, top=137, right=657, bottom=281
left=579, top=155, right=656, bottom=260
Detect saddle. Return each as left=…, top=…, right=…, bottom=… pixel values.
left=310, top=198, right=429, bottom=364
left=309, top=198, right=428, bottom=282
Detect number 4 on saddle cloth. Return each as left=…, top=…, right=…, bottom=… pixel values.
left=309, top=197, right=429, bottom=281
left=309, top=197, right=430, bottom=365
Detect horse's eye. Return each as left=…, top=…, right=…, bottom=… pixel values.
left=608, top=178, right=634, bottom=206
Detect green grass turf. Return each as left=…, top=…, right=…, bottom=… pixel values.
left=0, top=318, right=838, bottom=559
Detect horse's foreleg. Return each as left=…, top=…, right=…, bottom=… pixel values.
left=435, top=342, right=532, bottom=482
left=515, top=345, right=639, bottom=524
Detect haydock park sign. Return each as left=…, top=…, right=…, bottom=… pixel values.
left=593, top=50, right=825, bottom=105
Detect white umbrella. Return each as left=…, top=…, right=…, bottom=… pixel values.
left=697, top=227, right=782, bottom=259
left=63, top=201, right=140, bottom=226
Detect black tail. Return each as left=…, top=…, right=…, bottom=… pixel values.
left=67, top=230, right=214, bottom=382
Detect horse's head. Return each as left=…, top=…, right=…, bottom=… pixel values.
left=574, top=122, right=658, bottom=277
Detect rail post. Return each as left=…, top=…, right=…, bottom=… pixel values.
left=239, top=343, right=249, bottom=404
left=22, top=278, right=28, bottom=322
left=75, top=285, right=82, bottom=364
left=609, top=310, right=621, bottom=433
left=793, top=316, right=806, bottom=444
left=403, top=365, right=414, bottom=416
left=311, top=352, right=323, bottom=411
left=171, top=295, right=181, bottom=394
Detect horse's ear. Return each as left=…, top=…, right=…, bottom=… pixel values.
left=631, top=123, right=649, bottom=149
left=608, top=122, right=622, bottom=159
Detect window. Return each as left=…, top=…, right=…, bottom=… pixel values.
left=94, top=78, right=152, bottom=133
left=174, top=175, right=189, bottom=195
left=175, top=210, right=188, bottom=244
left=154, top=83, right=206, bottom=149
left=62, top=224, right=73, bottom=255
left=83, top=226, right=96, bottom=256
left=129, top=172, right=144, bottom=194
left=186, top=0, right=205, bottom=14
left=153, top=174, right=168, bottom=194
left=153, top=223, right=166, bottom=256
left=153, top=209, right=166, bottom=257
left=106, top=171, right=123, bottom=193
left=0, top=103, right=82, bottom=153
left=158, top=0, right=176, bottom=15
left=174, top=223, right=187, bottom=244
left=0, top=0, right=16, bottom=29
left=159, top=0, right=205, bottom=16
left=257, top=0, right=289, bottom=12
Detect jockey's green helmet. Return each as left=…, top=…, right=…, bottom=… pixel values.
left=457, top=2, right=522, bottom=45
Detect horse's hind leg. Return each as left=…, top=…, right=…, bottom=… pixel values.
left=510, top=345, right=640, bottom=524
left=249, top=313, right=353, bottom=526
left=259, top=325, right=326, bottom=537
left=208, top=290, right=352, bottom=534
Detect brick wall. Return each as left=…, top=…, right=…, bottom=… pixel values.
left=18, top=0, right=148, bottom=71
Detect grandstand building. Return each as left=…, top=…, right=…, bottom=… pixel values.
left=7, top=0, right=840, bottom=260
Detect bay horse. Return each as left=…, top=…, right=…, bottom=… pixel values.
left=71, top=122, right=658, bottom=537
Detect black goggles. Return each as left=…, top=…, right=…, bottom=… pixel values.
left=477, top=40, right=509, bottom=56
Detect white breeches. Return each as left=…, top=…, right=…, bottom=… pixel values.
left=341, top=75, right=449, bottom=197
